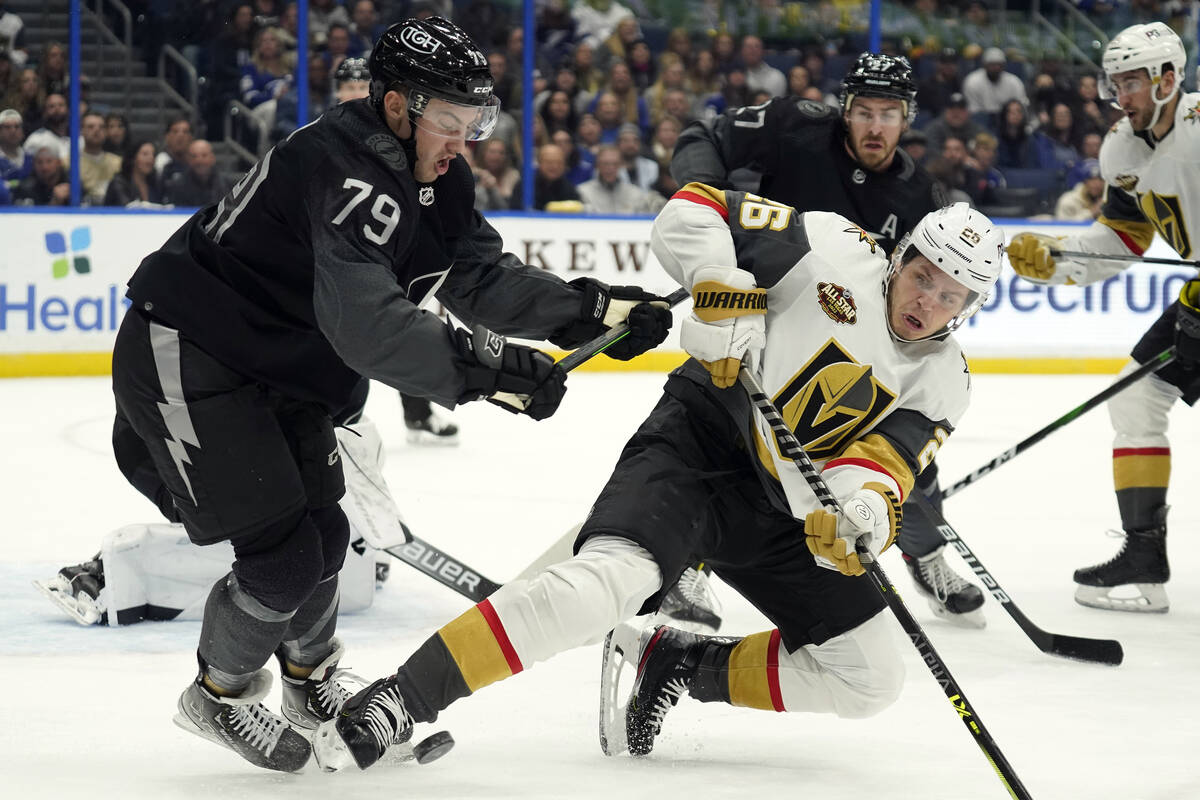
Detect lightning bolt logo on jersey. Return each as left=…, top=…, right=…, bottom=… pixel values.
left=653, top=183, right=971, bottom=519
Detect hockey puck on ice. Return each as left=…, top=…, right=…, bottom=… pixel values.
left=413, top=730, right=454, bottom=764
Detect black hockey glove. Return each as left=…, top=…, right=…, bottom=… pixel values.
left=550, top=278, right=673, bottom=360
left=456, top=326, right=567, bottom=421
left=1176, top=279, right=1200, bottom=364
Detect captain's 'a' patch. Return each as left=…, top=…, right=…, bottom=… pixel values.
left=771, top=338, right=897, bottom=461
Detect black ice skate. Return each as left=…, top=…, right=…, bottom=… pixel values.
left=33, top=553, right=107, bottom=625
left=277, top=638, right=367, bottom=731
left=405, top=411, right=459, bottom=446
left=173, top=669, right=312, bottom=772
left=658, top=563, right=723, bottom=633
left=903, top=546, right=986, bottom=629
left=625, top=626, right=708, bottom=756
left=1074, top=513, right=1169, bottom=613
left=312, top=676, right=455, bottom=772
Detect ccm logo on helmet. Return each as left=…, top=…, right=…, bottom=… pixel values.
left=400, top=26, right=440, bottom=54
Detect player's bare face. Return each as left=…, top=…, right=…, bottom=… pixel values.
left=887, top=256, right=970, bottom=340
left=844, top=97, right=905, bottom=172
left=412, top=99, right=477, bottom=180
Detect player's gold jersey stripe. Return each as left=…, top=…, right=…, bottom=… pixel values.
left=830, top=433, right=915, bottom=500
left=437, top=604, right=517, bottom=692
left=1112, top=447, right=1170, bottom=490
left=728, top=630, right=784, bottom=711
left=1098, top=215, right=1155, bottom=254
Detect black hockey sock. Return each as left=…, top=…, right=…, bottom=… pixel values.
left=391, top=634, right=471, bottom=723
left=689, top=637, right=738, bottom=705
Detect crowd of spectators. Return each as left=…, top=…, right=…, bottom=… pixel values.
left=0, top=0, right=1191, bottom=216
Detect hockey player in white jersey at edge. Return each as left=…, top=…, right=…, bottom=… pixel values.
left=669, top=51, right=988, bottom=629
left=102, top=17, right=672, bottom=773
left=1007, top=21, right=1200, bottom=614
left=312, top=189, right=1004, bottom=772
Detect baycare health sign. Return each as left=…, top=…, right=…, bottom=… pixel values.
left=0, top=209, right=1191, bottom=372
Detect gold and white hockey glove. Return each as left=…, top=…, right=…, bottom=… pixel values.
left=681, top=267, right=767, bottom=389
left=805, top=483, right=902, bottom=577
left=1006, top=232, right=1074, bottom=284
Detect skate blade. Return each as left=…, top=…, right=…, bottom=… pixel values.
left=599, top=618, right=647, bottom=756
left=927, top=599, right=987, bottom=629
left=32, top=578, right=103, bottom=625
left=311, top=719, right=358, bottom=772
left=1075, top=583, right=1169, bottom=613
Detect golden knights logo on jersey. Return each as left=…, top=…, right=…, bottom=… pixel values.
left=1139, top=191, right=1192, bottom=257
left=772, top=338, right=897, bottom=461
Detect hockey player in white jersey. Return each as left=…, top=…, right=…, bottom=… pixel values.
left=1006, top=21, right=1198, bottom=613
left=309, top=189, right=1003, bottom=772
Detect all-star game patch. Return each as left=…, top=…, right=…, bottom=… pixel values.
left=817, top=282, right=857, bottom=324
left=1186, top=100, right=1200, bottom=124
left=367, top=133, right=406, bottom=170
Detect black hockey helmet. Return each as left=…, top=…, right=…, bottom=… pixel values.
left=336, top=56, right=370, bottom=85
left=839, top=52, right=918, bottom=124
left=369, top=16, right=499, bottom=140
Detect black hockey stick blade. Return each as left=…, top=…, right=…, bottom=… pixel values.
left=1007, top=603, right=1123, bottom=666
left=384, top=523, right=502, bottom=603
left=919, top=494, right=1124, bottom=666
left=556, top=287, right=690, bottom=372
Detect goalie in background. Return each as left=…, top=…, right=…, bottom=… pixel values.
left=36, top=382, right=401, bottom=626
left=1006, top=22, right=1197, bottom=613
left=308, top=191, right=1002, bottom=773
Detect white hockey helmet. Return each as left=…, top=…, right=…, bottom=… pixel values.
left=886, top=202, right=1004, bottom=338
left=1100, top=22, right=1187, bottom=128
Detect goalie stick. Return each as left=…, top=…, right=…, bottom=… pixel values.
left=911, top=492, right=1123, bottom=666
left=943, top=347, right=1175, bottom=499
left=385, top=288, right=693, bottom=603
left=738, top=368, right=1034, bottom=800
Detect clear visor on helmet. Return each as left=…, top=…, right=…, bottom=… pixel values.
left=412, top=94, right=500, bottom=141
left=1098, top=70, right=1156, bottom=106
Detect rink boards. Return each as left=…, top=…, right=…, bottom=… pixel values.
left=0, top=208, right=1189, bottom=376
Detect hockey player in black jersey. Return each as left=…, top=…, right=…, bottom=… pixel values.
left=109, top=17, right=671, bottom=772
left=669, top=52, right=985, bottom=628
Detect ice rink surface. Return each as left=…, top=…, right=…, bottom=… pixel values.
left=3, top=371, right=1199, bottom=800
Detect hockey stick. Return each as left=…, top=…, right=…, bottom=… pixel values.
left=911, top=492, right=1123, bottom=665
left=382, top=289, right=691, bottom=603
left=1053, top=250, right=1200, bottom=269
left=384, top=526, right=502, bottom=603
left=738, top=368, right=1034, bottom=800
left=942, top=347, right=1175, bottom=499
left=556, top=287, right=691, bottom=372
